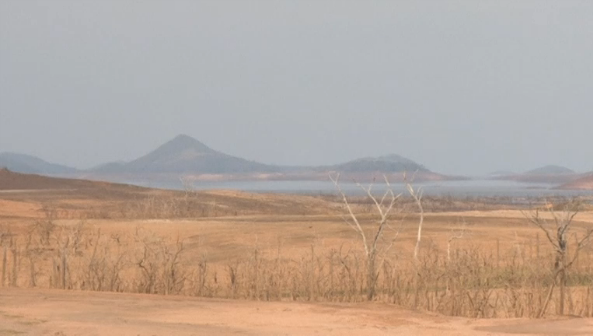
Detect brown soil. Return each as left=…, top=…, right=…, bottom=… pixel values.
left=1, top=288, right=592, bottom=336
left=1, top=171, right=593, bottom=335
left=0, top=170, right=336, bottom=219
left=0, top=168, right=145, bottom=191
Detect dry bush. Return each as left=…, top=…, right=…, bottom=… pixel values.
left=525, top=200, right=593, bottom=317
left=132, top=228, right=188, bottom=295
left=3, top=197, right=593, bottom=319
left=5, top=221, right=593, bottom=319
left=81, top=194, right=218, bottom=220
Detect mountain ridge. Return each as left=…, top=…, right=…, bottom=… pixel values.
left=524, top=165, right=575, bottom=175
left=329, top=154, right=428, bottom=173
left=80, top=134, right=432, bottom=176
left=0, top=152, right=78, bottom=175
left=2, top=134, right=441, bottom=180
left=112, top=134, right=277, bottom=174
left=493, top=164, right=580, bottom=184
left=556, top=172, right=593, bottom=190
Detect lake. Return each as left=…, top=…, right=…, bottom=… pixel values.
left=128, top=178, right=593, bottom=198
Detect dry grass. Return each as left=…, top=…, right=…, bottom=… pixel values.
left=2, top=211, right=593, bottom=319
left=2, top=178, right=593, bottom=319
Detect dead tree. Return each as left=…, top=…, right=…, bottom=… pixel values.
left=527, top=200, right=593, bottom=317
left=407, top=182, right=424, bottom=261
left=447, top=218, right=468, bottom=262
left=330, top=173, right=405, bottom=300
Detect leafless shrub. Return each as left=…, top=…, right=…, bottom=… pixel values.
left=526, top=199, right=593, bottom=317
left=3, top=199, right=593, bottom=319
left=330, top=173, right=405, bottom=300
left=33, top=207, right=57, bottom=245
left=133, top=228, right=188, bottom=295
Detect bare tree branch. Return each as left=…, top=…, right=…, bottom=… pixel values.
left=330, top=173, right=369, bottom=256
left=407, top=181, right=424, bottom=261
left=525, top=198, right=587, bottom=317
left=329, top=173, right=408, bottom=300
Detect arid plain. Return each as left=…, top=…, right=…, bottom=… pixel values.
left=1, top=169, right=593, bottom=335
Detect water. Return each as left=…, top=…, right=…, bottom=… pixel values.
left=129, top=178, right=593, bottom=198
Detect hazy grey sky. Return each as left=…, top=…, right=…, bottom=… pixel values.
left=1, top=0, right=592, bottom=175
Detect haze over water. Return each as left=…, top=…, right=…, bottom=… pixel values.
left=130, top=179, right=592, bottom=198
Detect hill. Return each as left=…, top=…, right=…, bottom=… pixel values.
left=0, top=168, right=335, bottom=219
left=0, top=167, right=140, bottom=191
left=488, top=170, right=515, bottom=176
left=92, top=134, right=277, bottom=174
left=556, top=173, right=593, bottom=190
left=0, top=152, right=77, bottom=175
left=5, top=135, right=446, bottom=182
left=524, top=165, right=575, bottom=175
left=89, top=135, right=437, bottom=179
left=493, top=165, right=579, bottom=184
left=330, top=154, right=428, bottom=173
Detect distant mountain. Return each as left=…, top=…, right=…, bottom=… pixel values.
left=488, top=170, right=515, bottom=176
left=493, top=165, right=579, bottom=184
left=92, top=134, right=277, bottom=174
left=524, top=165, right=575, bottom=175
left=556, top=172, right=593, bottom=190
left=3, top=135, right=448, bottom=183
left=83, top=135, right=442, bottom=183
left=0, top=152, right=78, bottom=175
left=88, top=161, right=128, bottom=173
left=330, top=154, right=428, bottom=173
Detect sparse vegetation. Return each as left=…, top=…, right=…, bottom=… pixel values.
left=2, top=171, right=593, bottom=320
left=526, top=200, right=593, bottom=317
left=2, top=194, right=593, bottom=319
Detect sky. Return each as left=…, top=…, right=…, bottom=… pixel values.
left=1, top=0, right=592, bottom=175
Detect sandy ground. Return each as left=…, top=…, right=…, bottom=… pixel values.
left=1, top=288, right=592, bottom=336
left=427, top=210, right=593, bottom=224
left=2, top=172, right=593, bottom=335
